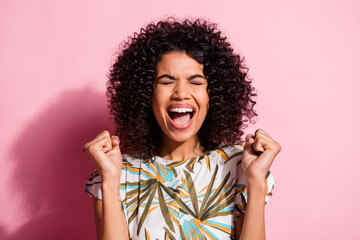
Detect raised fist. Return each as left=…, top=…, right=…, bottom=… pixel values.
left=83, top=130, right=123, bottom=181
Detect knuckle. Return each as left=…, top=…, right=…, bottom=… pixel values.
left=273, top=142, right=281, bottom=152
left=254, top=139, right=261, bottom=148
left=88, top=144, right=97, bottom=153
left=256, top=128, right=263, bottom=134
left=82, top=145, right=88, bottom=152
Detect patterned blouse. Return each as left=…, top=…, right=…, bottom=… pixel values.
left=84, top=144, right=275, bottom=239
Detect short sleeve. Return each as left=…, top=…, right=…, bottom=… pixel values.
left=83, top=158, right=128, bottom=212
left=233, top=159, right=276, bottom=220
left=84, top=169, right=103, bottom=200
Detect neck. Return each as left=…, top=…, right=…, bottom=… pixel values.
left=157, top=134, right=206, bottom=161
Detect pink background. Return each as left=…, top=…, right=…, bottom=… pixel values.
left=1, top=0, right=359, bottom=239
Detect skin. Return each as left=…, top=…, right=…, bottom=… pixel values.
left=83, top=131, right=127, bottom=240
left=83, top=51, right=281, bottom=240
left=152, top=51, right=210, bottom=161
left=236, top=130, right=281, bottom=240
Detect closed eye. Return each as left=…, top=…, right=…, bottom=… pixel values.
left=188, top=74, right=207, bottom=85
left=190, top=82, right=204, bottom=85
left=158, top=82, right=173, bottom=85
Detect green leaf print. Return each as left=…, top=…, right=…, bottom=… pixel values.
left=137, top=183, right=157, bottom=236
left=158, top=185, right=175, bottom=232
left=183, top=170, right=199, bottom=216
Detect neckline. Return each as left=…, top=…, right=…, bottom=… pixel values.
left=153, top=148, right=219, bottom=165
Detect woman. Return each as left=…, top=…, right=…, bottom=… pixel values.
left=83, top=17, right=281, bottom=240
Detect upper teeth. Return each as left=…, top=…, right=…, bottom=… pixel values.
left=169, top=107, right=194, bottom=113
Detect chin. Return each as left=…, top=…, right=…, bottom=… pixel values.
left=165, top=130, right=198, bottom=143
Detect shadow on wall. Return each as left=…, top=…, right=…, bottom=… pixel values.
left=3, top=88, right=115, bottom=240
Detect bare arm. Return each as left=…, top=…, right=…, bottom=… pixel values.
left=235, top=183, right=267, bottom=240
left=93, top=197, right=102, bottom=240
left=101, top=177, right=129, bottom=240
left=92, top=186, right=129, bottom=240
left=235, top=213, right=244, bottom=239
left=235, top=129, right=281, bottom=240
left=84, top=130, right=129, bottom=240
left=92, top=192, right=129, bottom=240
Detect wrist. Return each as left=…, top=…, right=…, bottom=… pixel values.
left=100, top=173, right=121, bottom=182
left=246, top=177, right=267, bottom=193
left=101, top=175, right=120, bottom=190
left=101, top=179, right=120, bottom=195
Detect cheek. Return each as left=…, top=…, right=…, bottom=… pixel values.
left=199, top=92, right=210, bottom=110
left=152, top=100, right=160, bottom=116
left=152, top=94, right=166, bottom=118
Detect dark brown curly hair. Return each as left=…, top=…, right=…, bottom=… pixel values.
left=107, top=17, right=257, bottom=161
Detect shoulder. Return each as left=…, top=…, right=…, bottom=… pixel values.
left=203, top=144, right=244, bottom=172
left=121, top=153, right=142, bottom=166
left=217, top=143, right=244, bottom=155
left=212, top=143, right=244, bottom=162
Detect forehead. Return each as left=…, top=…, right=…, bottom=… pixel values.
left=156, top=51, right=204, bottom=74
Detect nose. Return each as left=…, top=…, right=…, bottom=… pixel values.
left=172, top=80, right=191, bottom=100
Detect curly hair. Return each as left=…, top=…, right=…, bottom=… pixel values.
left=107, top=17, right=257, bottom=161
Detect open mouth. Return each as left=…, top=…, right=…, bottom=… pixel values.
left=167, top=107, right=195, bottom=127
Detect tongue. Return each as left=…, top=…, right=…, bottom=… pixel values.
left=172, top=113, right=191, bottom=126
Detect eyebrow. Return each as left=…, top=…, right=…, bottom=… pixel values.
left=156, top=74, right=206, bottom=81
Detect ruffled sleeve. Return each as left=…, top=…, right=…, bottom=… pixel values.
left=84, top=169, right=103, bottom=200
left=83, top=155, right=130, bottom=211
left=231, top=145, right=276, bottom=220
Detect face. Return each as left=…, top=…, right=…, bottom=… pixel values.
left=152, top=51, right=210, bottom=143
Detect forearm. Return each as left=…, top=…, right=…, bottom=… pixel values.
left=239, top=183, right=267, bottom=240
left=101, top=178, right=129, bottom=240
